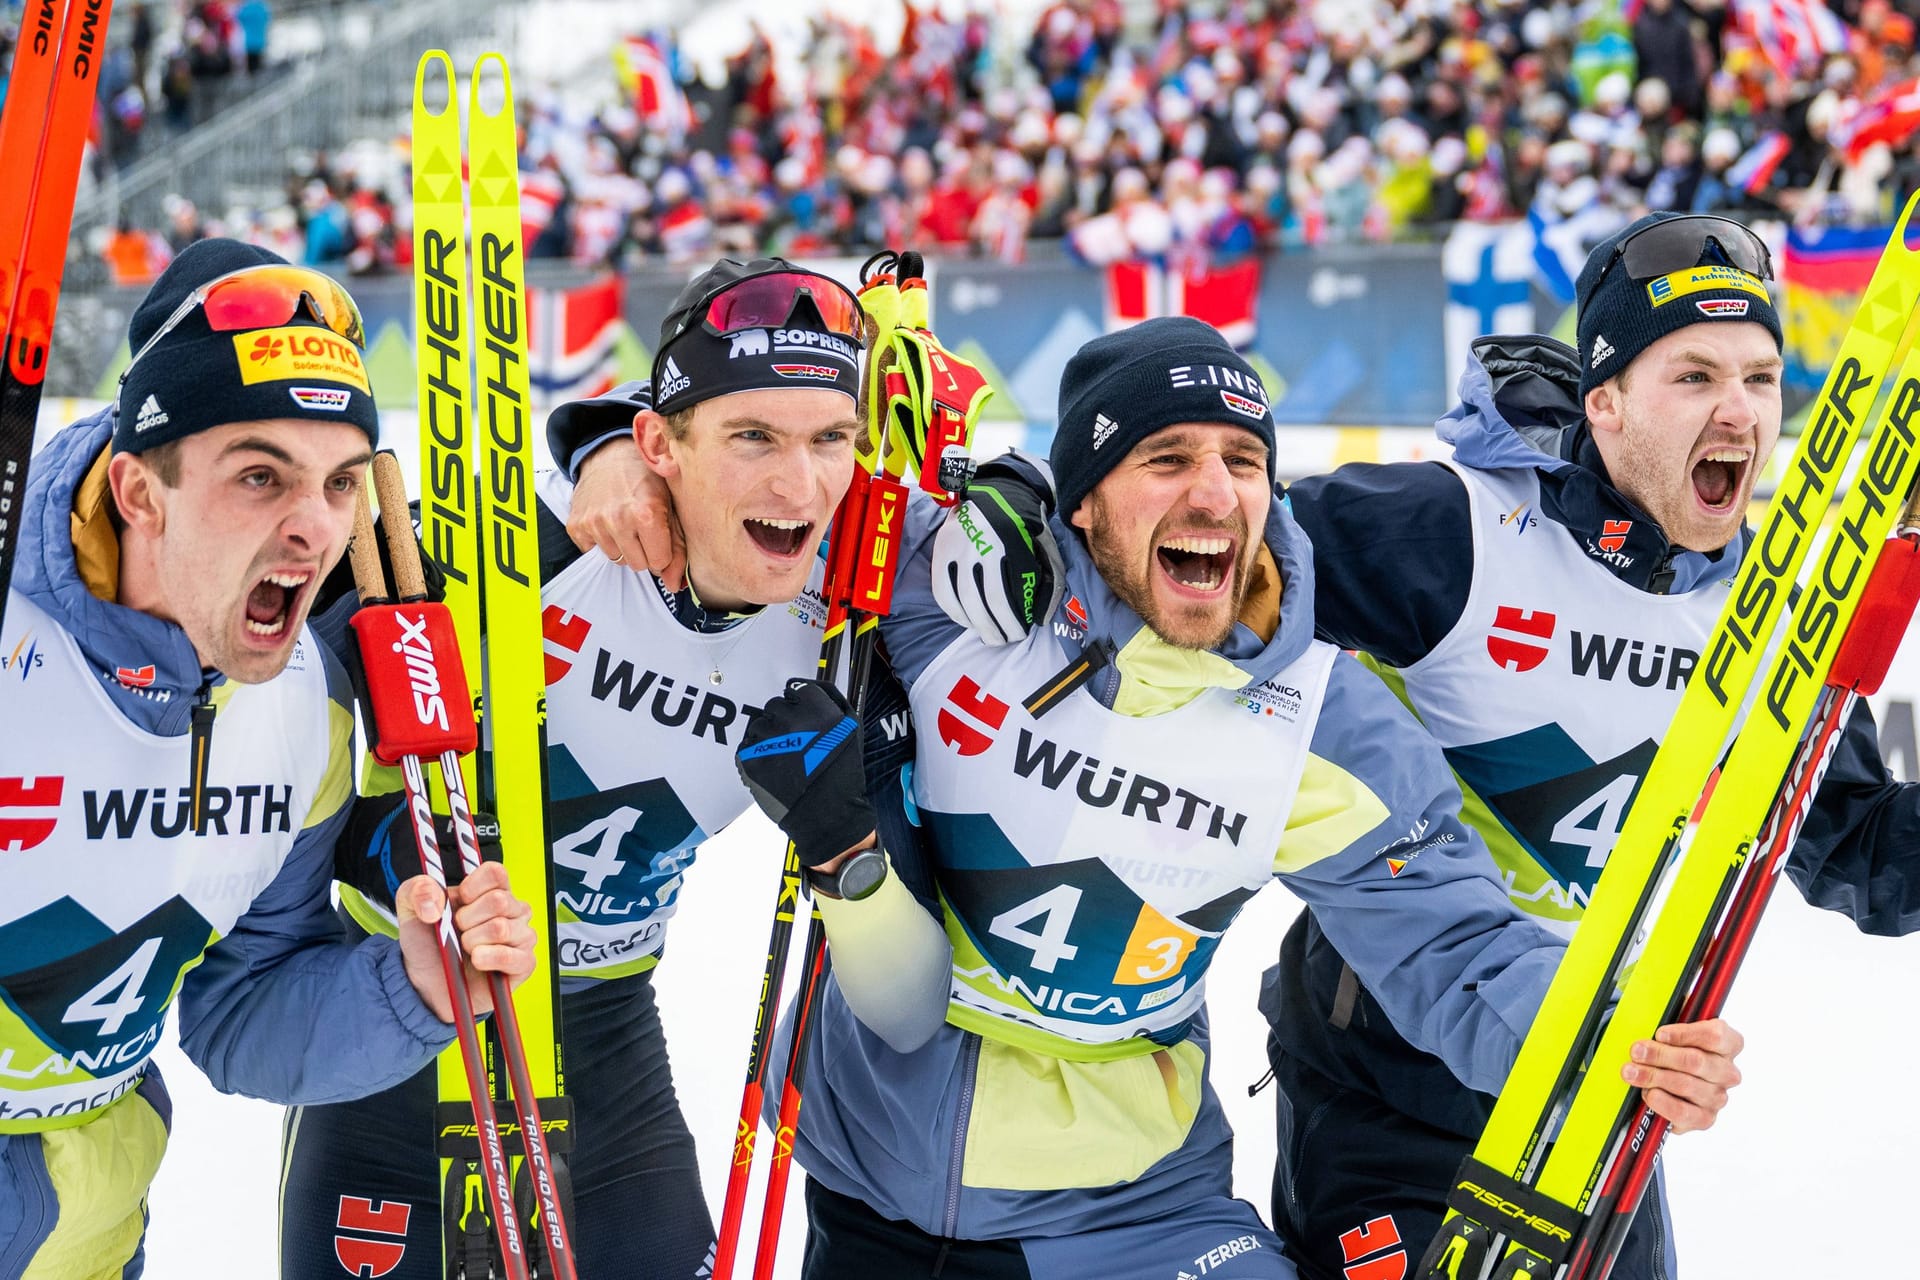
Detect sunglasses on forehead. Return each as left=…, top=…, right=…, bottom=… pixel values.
left=1583, top=215, right=1774, bottom=305
left=119, top=264, right=366, bottom=385
left=664, top=268, right=864, bottom=348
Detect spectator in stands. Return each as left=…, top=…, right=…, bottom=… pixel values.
left=236, top=0, right=270, bottom=77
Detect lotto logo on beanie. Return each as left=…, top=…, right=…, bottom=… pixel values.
left=234, top=327, right=371, bottom=391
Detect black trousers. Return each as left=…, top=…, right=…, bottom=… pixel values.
left=1269, top=1047, right=1672, bottom=1280
left=280, top=970, right=714, bottom=1279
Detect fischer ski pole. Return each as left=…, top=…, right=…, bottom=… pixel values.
left=1566, top=484, right=1920, bottom=1280
left=0, top=0, right=115, bottom=633
left=369, top=453, right=581, bottom=1280
left=347, top=478, right=528, bottom=1280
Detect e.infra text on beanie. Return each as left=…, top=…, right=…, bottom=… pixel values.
left=1574, top=212, right=1782, bottom=400
left=1051, top=316, right=1277, bottom=520
left=114, top=239, right=379, bottom=455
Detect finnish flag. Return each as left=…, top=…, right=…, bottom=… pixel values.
left=1442, top=221, right=1536, bottom=393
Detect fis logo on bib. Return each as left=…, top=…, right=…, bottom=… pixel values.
left=1499, top=503, right=1538, bottom=534
left=2, top=633, right=42, bottom=681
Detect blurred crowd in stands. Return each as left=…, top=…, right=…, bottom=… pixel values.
left=71, top=0, right=1920, bottom=285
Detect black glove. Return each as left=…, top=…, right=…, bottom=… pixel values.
left=435, top=809, right=504, bottom=871
left=735, top=679, right=874, bottom=868
left=931, top=458, right=1064, bottom=645
left=337, top=793, right=502, bottom=911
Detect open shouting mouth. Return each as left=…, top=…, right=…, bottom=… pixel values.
left=1156, top=534, right=1235, bottom=596
left=743, top=516, right=814, bottom=560
left=243, top=568, right=315, bottom=642
left=1690, top=444, right=1752, bottom=515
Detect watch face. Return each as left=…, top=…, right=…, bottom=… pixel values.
left=839, top=849, right=888, bottom=901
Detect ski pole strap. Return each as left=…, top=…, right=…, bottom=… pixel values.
left=435, top=1095, right=577, bottom=1159
left=1440, top=1157, right=1582, bottom=1266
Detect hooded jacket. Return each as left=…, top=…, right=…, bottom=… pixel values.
left=1263, top=335, right=1920, bottom=1139
left=779, top=462, right=1567, bottom=1244
left=0, top=412, right=453, bottom=1278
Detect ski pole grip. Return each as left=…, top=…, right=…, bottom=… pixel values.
left=372, top=451, right=430, bottom=601
left=349, top=487, right=389, bottom=604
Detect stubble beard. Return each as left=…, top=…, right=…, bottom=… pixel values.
left=1083, top=507, right=1254, bottom=652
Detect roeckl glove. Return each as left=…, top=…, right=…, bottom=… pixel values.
left=931, top=459, right=1064, bottom=644
left=735, top=679, right=874, bottom=868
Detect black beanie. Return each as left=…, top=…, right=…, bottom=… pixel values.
left=651, top=256, right=859, bottom=416
left=1575, top=212, right=1782, bottom=401
left=1052, top=316, right=1276, bottom=519
left=115, top=238, right=379, bottom=454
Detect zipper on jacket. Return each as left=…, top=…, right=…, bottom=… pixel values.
left=942, top=1031, right=983, bottom=1238
left=188, top=679, right=216, bottom=833
left=1648, top=550, right=1678, bottom=595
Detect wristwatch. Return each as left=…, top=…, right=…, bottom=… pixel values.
left=806, top=845, right=889, bottom=901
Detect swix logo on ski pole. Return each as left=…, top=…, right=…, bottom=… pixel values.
left=1597, top=519, right=1632, bottom=553
left=937, top=676, right=1009, bottom=756
left=1705, top=355, right=1873, bottom=707
left=477, top=234, right=534, bottom=590
left=417, top=228, right=471, bottom=588
left=543, top=605, right=592, bottom=684
left=1768, top=374, right=1920, bottom=729
left=392, top=612, right=450, bottom=732
left=0, top=776, right=63, bottom=852
left=1486, top=605, right=1556, bottom=672
left=1337, top=1215, right=1407, bottom=1280
left=332, top=1196, right=412, bottom=1279
left=235, top=327, right=370, bottom=392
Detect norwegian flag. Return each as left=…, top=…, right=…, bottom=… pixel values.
left=527, top=275, right=624, bottom=408
left=1731, top=0, right=1849, bottom=78
left=1836, top=78, right=1920, bottom=162
left=614, top=37, right=694, bottom=138
left=1104, top=258, right=1260, bottom=348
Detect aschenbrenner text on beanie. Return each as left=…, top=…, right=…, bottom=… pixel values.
left=1575, top=212, right=1782, bottom=400
left=114, top=238, right=379, bottom=455
left=1052, top=316, right=1276, bottom=519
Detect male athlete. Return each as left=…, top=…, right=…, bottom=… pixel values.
left=0, top=239, right=535, bottom=1278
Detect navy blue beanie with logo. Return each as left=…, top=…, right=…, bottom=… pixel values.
left=1575, top=212, right=1783, bottom=401
left=1052, top=316, right=1276, bottom=519
left=650, top=256, right=860, bottom=417
left=114, top=238, right=379, bottom=455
